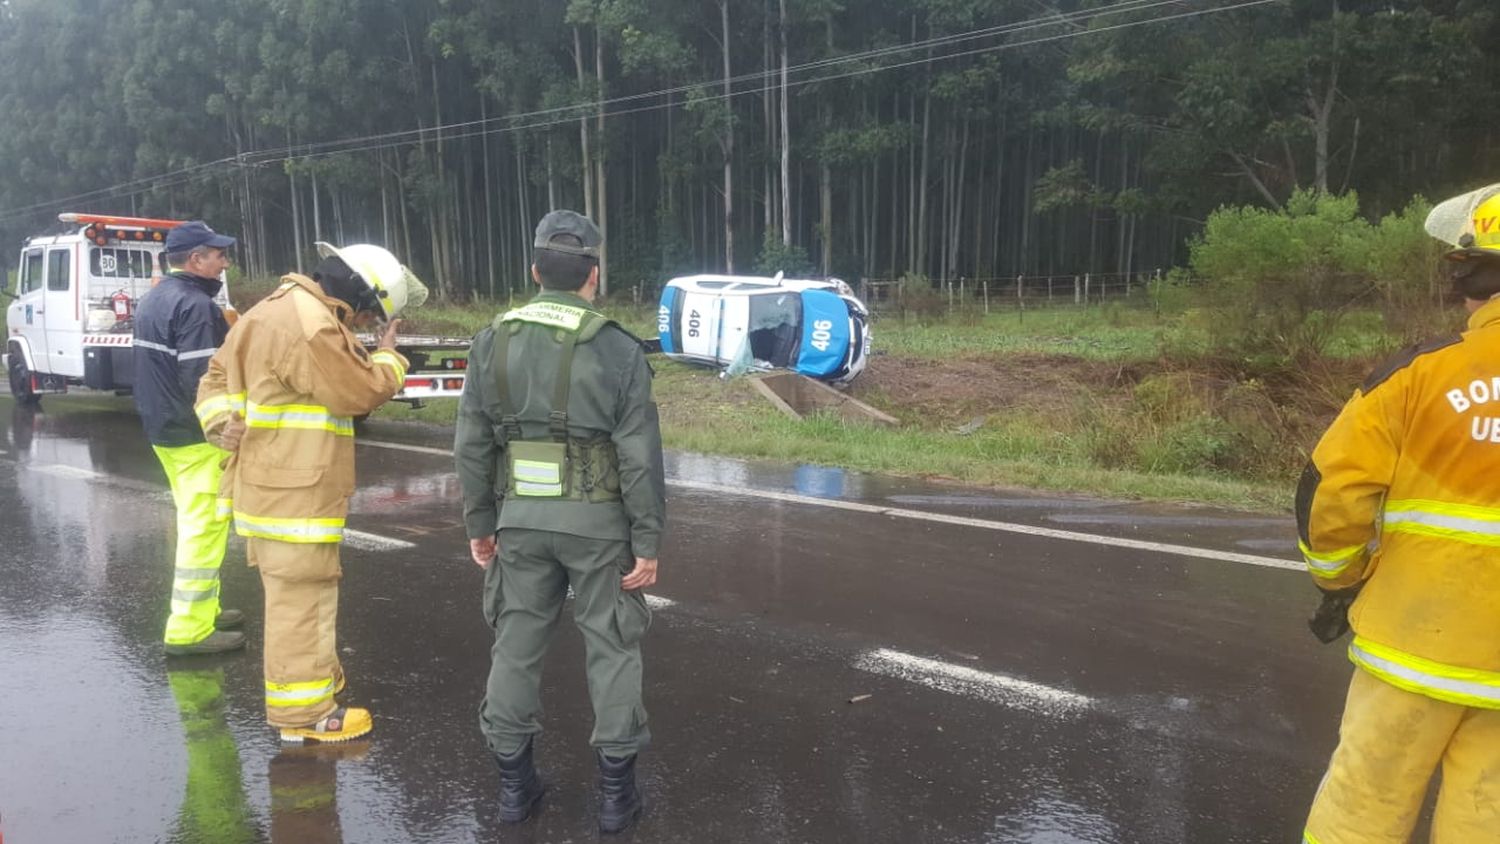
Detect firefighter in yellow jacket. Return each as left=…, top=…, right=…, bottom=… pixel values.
left=1298, top=185, right=1500, bottom=844
left=195, top=242, right=426, bottom=743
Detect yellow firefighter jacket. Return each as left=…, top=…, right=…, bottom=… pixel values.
left=1297, top=297, right=1500, bottom=709
left=193, top=275, right=408, bottom=548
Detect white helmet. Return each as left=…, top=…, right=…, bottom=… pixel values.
left=314, top=241, right=429, bottom=318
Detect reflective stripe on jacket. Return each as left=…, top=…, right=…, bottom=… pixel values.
left=1296, top=298, right=1500, bottom=708
left=194, top=275, right=407, bottom=546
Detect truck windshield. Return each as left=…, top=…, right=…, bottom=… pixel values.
left=746, top=293, right=802, bottom=367
left=91, top=247, right=156, bottom=279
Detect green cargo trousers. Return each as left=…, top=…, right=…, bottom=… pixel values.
left=481, top=528, right=652, bottom=758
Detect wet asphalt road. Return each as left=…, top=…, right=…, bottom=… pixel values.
left=0, top=394, right=1355, bottom=843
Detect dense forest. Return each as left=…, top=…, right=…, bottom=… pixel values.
left=0, top=0, right=1494, bottom=298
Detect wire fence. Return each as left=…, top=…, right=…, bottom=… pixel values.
left=857, top=271, right=1167, bottom=315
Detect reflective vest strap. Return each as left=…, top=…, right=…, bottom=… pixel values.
left=234, top=513, right=345, bottom=544
left=1348, top=636, right=1500, bottom=710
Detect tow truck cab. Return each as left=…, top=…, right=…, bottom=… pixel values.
left=5, top=213, right=231, bottom=402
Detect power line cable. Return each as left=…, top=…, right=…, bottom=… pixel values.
left=0, top=0, right=1278, bottom=225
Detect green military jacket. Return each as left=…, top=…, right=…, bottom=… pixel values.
left=454, top=290, right=666, bottom=558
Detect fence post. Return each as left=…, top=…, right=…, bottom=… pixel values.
left=1048, top=276, right=1053, bottom=302
left=1016, top=276, right=1025, bottom=323
left=1084, top=273, right=1091, bottom=305
left=1073, top=275, right=1081, bottom=305
left=947, top=281, right=954, bottom=314
left=959, top=278, right=966, bottom=314
left=983, top=278, right=990, bottom=314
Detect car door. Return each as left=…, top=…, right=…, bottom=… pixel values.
left=10, top=248, right=49, bottom=369
left=43, top=246, right=83, bottom=377
left=677, top=285, right=726, bottom=362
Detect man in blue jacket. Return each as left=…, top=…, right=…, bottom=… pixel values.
left=134, top=221, right=244, bottom=655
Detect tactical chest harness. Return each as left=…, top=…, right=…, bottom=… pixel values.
left=493, top=301, right=622, bottom=501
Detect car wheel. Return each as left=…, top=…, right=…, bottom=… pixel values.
left=7, top=346, right=39, bottom=406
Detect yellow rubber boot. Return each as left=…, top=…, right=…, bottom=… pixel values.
left=279, top=707, right=372, bottom=744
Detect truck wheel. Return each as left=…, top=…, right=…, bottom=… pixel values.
left=7, top=347, right=39, bottom=406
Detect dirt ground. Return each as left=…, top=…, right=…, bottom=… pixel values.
left=853, top=352, right=1148, bottom=426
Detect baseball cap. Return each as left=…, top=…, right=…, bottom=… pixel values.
left=533, top=210, right=601, bottom=258
left=165, top=220, right=237, bottom=253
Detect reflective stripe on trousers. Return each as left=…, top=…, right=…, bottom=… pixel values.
left=234, top=513, right=345, bottom=544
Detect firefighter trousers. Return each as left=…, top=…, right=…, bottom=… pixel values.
left=249, top=538, right=345, bottom=728
left=480, top=528, right=652, bottom=758
left=153, top=443, right=231, bottom=646
left=1304, top=667, right=1500, bottom=844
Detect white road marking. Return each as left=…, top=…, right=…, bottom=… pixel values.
left=358, top=439, right=453, bottom=457
left=29, top=464, right=102, bottom=481
left=342, top=529, right=417, bottom=552
left=645, top=595, right=676, bottom=610
left=852, top=647, right=1094, bottom=715
left=358, top=439, right=1300, bottom=571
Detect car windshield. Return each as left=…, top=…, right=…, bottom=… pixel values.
left=745, top=292, right=802, bottom=367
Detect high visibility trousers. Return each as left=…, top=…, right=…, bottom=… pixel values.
left=249, top=538, right=345, bottom=728
left=1304, top=667, right=1500, bottom=844
left=167, top=669, right=255, bottom=844
left=153, top=443, right=231, bottom=646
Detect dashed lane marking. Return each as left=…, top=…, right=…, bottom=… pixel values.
left=358, top=439, right=1301, bottom=571
left=28, top=464, right=102, bottom=481
left=343, top=529, right=417, bottom=552
left=852, top=647, right=1094, bottom=715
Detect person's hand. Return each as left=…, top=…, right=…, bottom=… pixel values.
left=470, top=536, right=497, bottom=568
left=377, top=318, right=403, bottom=351
left=621, top=557, right=658, bottom=591
left=216, top=412, right=246, bottom=452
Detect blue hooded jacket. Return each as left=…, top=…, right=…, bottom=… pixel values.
left=131, top=271, right=229, bottom=446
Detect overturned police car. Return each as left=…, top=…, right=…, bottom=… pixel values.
left=655, top=273, right=871, bottom=386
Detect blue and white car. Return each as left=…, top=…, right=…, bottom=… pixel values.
left=656, top=273, right=870, bottom=385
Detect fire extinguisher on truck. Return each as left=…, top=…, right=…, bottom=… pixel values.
left=4, top=212, right=470, bottom=408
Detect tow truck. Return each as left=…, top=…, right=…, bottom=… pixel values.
left=4, top=213, right=469, bottom=406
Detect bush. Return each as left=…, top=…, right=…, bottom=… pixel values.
left=1189, top=190, right=1373, bottom=371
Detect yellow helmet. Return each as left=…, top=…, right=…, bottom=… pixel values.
left=314, top=241, right=429, bottom=319
left=1426, top=184, right=1500, bottom=263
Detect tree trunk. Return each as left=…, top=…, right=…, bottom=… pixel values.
left=721, top=0, right=734, bottom=273
left=574, top=26, right=594, bottom=220
left=594, top=29, right=608, bottom=297
left=779, top=0, right=791, bottom=247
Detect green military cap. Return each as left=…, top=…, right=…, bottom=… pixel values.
left=534, top=210, right=602, bottom=258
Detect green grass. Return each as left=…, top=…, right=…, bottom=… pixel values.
left=329, top=295, right=1441, bottom=513
left=374, top=357, right=1290, bottom=511
left=873, top=305, right=1172, bottom=361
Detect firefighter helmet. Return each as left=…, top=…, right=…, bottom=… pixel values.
left=314, top=241, right=429, bottom=318
left=1426, top=184, right=1500, bottom=263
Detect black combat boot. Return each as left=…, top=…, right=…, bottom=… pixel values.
left=597, top=751, right=643, bottom=834
left=493, top=738, right=546, bottom=823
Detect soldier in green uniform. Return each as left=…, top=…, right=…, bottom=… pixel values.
left=454, top=209, right=666, bottom=834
